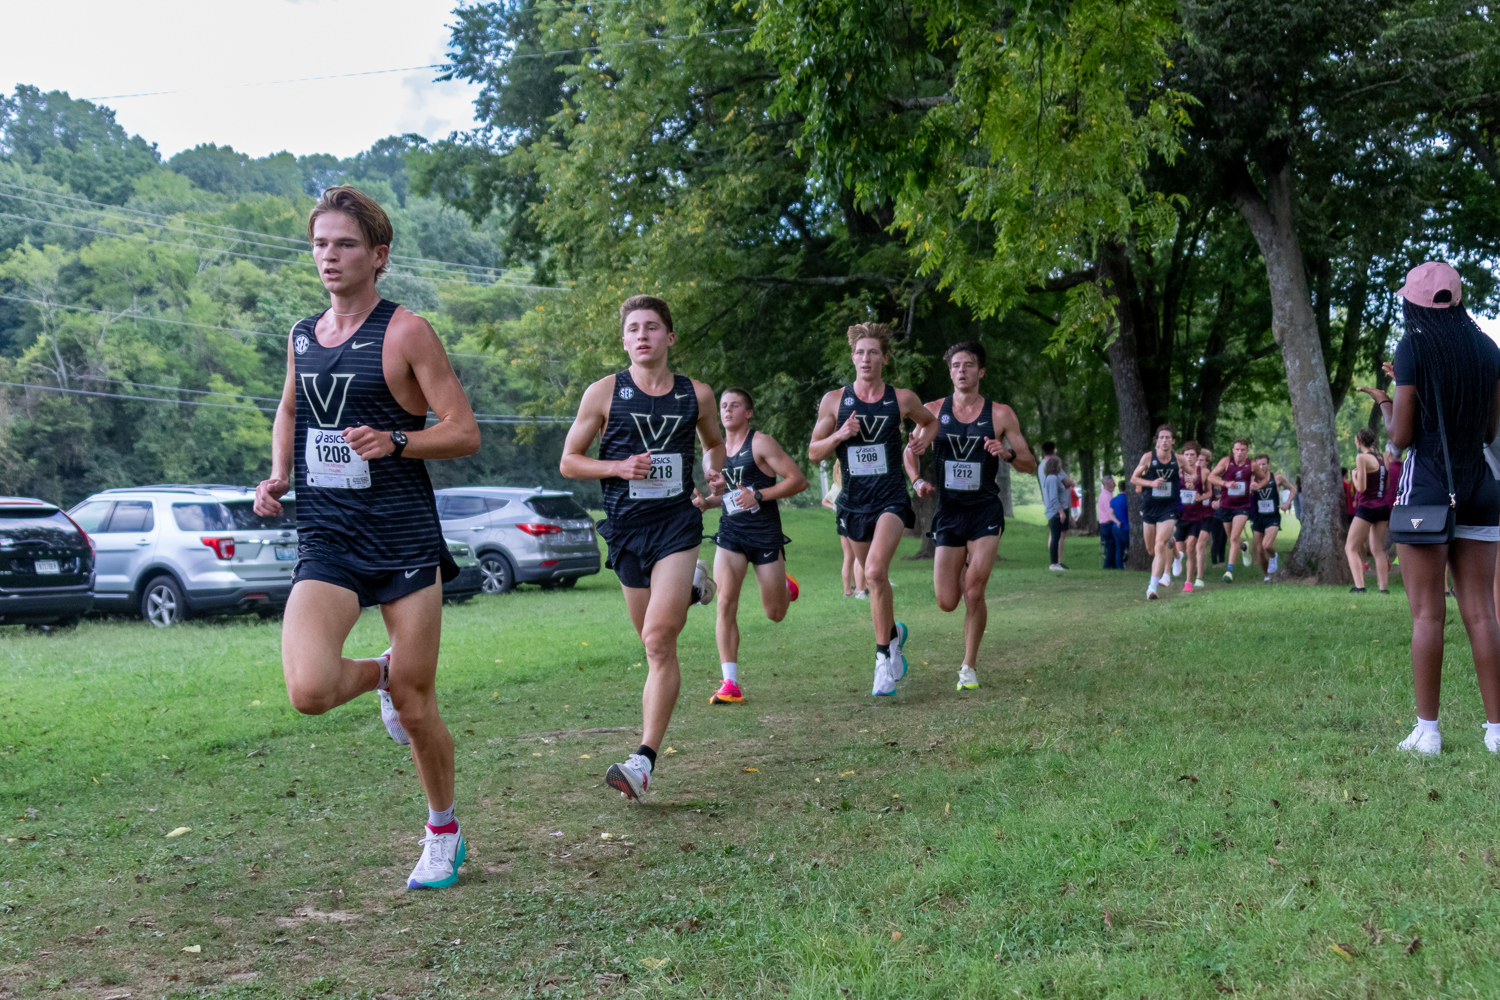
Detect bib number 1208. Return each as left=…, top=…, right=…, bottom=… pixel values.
left=305, top=428, right=370, bottom=490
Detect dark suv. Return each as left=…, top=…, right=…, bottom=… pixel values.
left=0, top=497, right=95, bottom=626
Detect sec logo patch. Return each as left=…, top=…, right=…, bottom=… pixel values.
left=940, top=414, right=951, bottom=424
left=843, top=397, right=854, bottom=407
left=294, top=334, right=310, bottom=355
left=619, top=386, right=634, bottom=400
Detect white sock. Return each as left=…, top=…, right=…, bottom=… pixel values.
left=427, top=803, right=455, bottom=829
left=1417, top=717, right=1439, bottom=736
left=721, top=662, right=738, bottom=682
left=1148, top=578, right=1158, bottom=593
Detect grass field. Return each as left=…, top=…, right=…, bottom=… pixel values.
left=2, top=507, right=1497, bottom=999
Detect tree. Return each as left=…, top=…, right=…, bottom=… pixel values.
left=0, top=86, right=160, bottom=204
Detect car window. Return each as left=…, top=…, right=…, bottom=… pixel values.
left=104, top=501, right=155, bottom=533
left=0, top=508, right=78, bottom=543
left=225, top=500, right=297, bottom=530
left=69, top=500, right=114, bottom=533
left=436, top=495, right=488, bottom=519
left=172, top=502, right=234, bottom=532
left=484, top=497, right=512, bottom=513
left=525, top=496, right=589, bottom=520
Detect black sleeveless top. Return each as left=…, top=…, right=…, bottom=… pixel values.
left=1253, top=471, right=1280, bottom=513
left=1143, top=451, right=1179, bottom=504
left=835, top=383, right=909, bottom=514
left=717, top=428, right=781, bottom=539
left=599, top=370, right=698, bottom=526
left=933, top=396, right=1001, bottom=508
left=292, top=299, right=442, bottom=571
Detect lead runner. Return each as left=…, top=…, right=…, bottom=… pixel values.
left=255, top=186, right=480, bottom=890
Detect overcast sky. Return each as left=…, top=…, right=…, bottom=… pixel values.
left=3, top=0, right=482, bottom=160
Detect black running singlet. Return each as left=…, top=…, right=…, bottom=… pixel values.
left=718, top=429, right=781, bottom=536
left=1143, top=450, right=1179, bottom=503
left=599, top=371, right=698, bottom=526
left=835, top=383, right=909, bottom=514
left=1253, top=471, right=1280, bottom=515
left=933, top=396, right=1001, bottom=508
left=292, top=300, right=443, bottom=571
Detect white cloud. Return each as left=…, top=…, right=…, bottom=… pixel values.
left=2, top=0, right=482, bottom=159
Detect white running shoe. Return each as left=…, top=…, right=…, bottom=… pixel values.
left=872, top=653, right=897, bottom=696
left=376, top=649, right=411, bottom=746
left=1147, top=587, right=1160, bottom=601
left=1485, top=725, right=1500, bottom=754
left=1263, top=575, right=1271, bottom=583
left=892, top=621, right=909, bottom=679
left=1398, top=724, right=1441, bottom=756
left=854, top=589, right=869, bottom=600
left=956, top=665, right=979, bottom=691
left=407, top=827, right=465, bottom=889
left=1268, top=553, right=1279, bottom=574
left=692, top=559, right=716, bottom=606
left=1172, top=555, right=1183, bottom=578
left=605, top=753, right=653, bottom=800
left=1194, top=578, right=1206, bottom=589
left=1241, top=542, right=1251, bottom=567
left=1222, top=570, right=1234, bottom=584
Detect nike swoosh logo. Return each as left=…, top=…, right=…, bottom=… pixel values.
left=988, top=525, right=998, bottom=530
left=674, top=392, right=690, bottom=399
left=404, top=568, right=419, bottom=578
left=350, top=340, right=375, bottom=350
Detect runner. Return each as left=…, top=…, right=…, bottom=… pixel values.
left=559, top=295, right=727, bottom=801
left=809, top=322, right=938, bottom=696
left=1208, top=438, right=1254, bottom=583
left=254, top=186, right=481, bottom=889
left=1249, top=454, right=1296, bottom=582
left=1345, top=428, right=1392, bottom=593
left=1129, top=425, right=1184, bottom=600
left=1193, top=447, right=1216, bottom=587
left=908, top=342, right=1037, bottom=691
left=823, top=464, right=868, bottom=598
left=698, top=387, right=809, bottom=705
left=1171, top=441, right=1210, bottom=592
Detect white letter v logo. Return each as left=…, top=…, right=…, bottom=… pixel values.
left=300, top=372, right=357, bottom=428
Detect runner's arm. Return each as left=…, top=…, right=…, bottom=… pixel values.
left=1278, top=473, right=1298, bottom=507
left=694, top=379, right=727, bottom=494
left=560, top=378, right=649, bottom=481
left=253, top=331, right=299, bottom=516
left=990, top=402, right=1038, bottom=474
left=808, top=390, right=855, bottom=462
left=745, top=433, right=809, bottom=502
left=1351, top=454, right=1369, bottom=493
left=1128, top=451, right=1157, bottom=490
left=902, top=400, right=941, bottom=485
left=898, top=388, right=938, bottom=458
left=1206, top=458, right=1229, bottom=488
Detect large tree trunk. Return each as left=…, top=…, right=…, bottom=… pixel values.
left=1233, top=163, right=1350, bottom=584
left=1077, top=447, right=1097, bottom=533
left=1100, top=242, right=1154, bottom=571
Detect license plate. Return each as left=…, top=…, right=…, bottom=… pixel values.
left=565, top=531, right=590, bottom=545
left=274, top=546, right=296, bottom=561
left=34, top=560, right=59, bottom=574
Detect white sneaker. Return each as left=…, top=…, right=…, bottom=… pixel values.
left=407, top=827, right=465, bottom=889
left=854, top=589, right=869, bottom=600
left=892, top=621, right=909, bottom=679
left=1263, top=575, right=1271, bottom=583
left=1194, top=578, right=1206, bottom=589
left=1485, top=725, right=1500, bottom=753
left=605, top=753, right=653, bottom=800
left=1147, top=585, right=1160, bottom=601
left=1222, top=570, right=1234, bottom=584
left=1048, top=564, right=1065, bottom=572
left=1398, top=724, right=1441, bottom=756
left=1172, top=555, right=1183, bottom=578
left=956, top=665, right=979, bottom=691
left=872, top=653, right=897, bottom=696
left=692, top=558, right=716, bottom=606
left=1268, top=553, right=1279, bottom=574
left=1241, top=543, right=1251, bottom=567
left=376, top=649, right=411, bottom=746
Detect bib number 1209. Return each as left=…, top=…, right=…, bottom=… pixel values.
left=305, top=429, right=370, bottom=489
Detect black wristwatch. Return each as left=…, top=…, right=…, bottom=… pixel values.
left=752, top=488, right=764, bottom=504
left=389, top=430, right=408, bottom=459
left=1003, top=447, right=1017, bottom=464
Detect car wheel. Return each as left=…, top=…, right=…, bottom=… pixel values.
left=557, top=577, right=577, bottom=589
left=141, top=576, right=186, bottom=627
left=479, top=554, right=515, bottom=594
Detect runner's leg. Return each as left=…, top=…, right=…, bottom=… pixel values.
left=281, top=580, right=378, bottom=714
left=1142, top=522, right=1158, bottom=576
left=839, top=536, right=855, bottom=596
left=713, top=546, right=750, bottom=666
left=1344, top=518, right=1371, bottom=588
left=853, top=554, right=867, bottom=593
left=1371, top=520, right=1391, bottom=590
left=623, top=547, right=697, bottom=751
left=1153, top=520, right=1176, bottom=582
left=379, top=581, right=453, bottom=814
left=1259, top=525, right=1279, bottom=576
left=933, top=545, right=967, bottom=614
left=961, top=534, right=1000, bottom=668
left=1232, top=515, right=1250, bottom=570
left=853, top=513, right=906, bottom=646
left=752, top=555, right=790, bottom=623
left=1195, top=527, right=1211, bottom=583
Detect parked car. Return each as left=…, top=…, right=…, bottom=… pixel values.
left=0, top=497, right=95, bottom=626
left=68, top=485, right=297, bottom=626
left=434, top=487, right=600, bottom=594
left=441, top=538, right=484, bottom=602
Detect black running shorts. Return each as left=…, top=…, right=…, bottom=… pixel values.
left=1139, top=497, right=1178, bottom=525
left=838, top=503, right=916, bottom=544
left=1250, top=511, right=1282, bottom=534
left=293, top=557, right=437, bottom=608
left=1215, top=505, right=1250, bottom=524
left=1174, top=519, right=1204, bottom=541
left=715, top=532, right=786, bottom=565
left=930, top=499, right=1005, bottom=548
left=1354, top=505, right=1391, bottom=524
left=599, top=505, right=704, bottom=589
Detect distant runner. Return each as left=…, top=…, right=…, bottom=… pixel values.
left=1192, top=446, right=1216, bottom=587
left=560, top=295, right=726, bottom=801
left=1129, top=425, right=1184, bottom=600
left=697, top=387, right=808, bottom=705
left=909, top=342, right=1037, bottom=691
left=255, top=186, right=480, bottom=890
left=1345, top=428, right=1392, bottom=593
left=809, top=323, right=938, bottom=696
left=1250, top=454, right=1296, bottom=582
left=1171, top=441, right=1210, bottom=592
left=1209, top=438, right=1254, bottom=583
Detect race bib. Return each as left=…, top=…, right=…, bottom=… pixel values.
left=721, top=488, right=757, bottom=515
left=1228, top=481, right=1247, bottom=497
left=305, top=429, right=370, bottom=490
left=1258, top=499, right=1275, bottom=514
left=848, top=444, right=888, bottom=477
left=944, top=460, right=981, bottom=491
left=1179, top=489, right=1196, bottom=504
left=1152, top=482, right=1172, bottom=498
left=629, top=453, right=684, bottom=499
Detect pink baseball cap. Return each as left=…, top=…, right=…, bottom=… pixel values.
left=1398, top=261, right=1462, bottom=308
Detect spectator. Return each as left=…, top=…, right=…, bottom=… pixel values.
left=1105, top=475, right=1130, bottom=568
left=1042, top=455, right=1070, bottom=570
left=1098, top=476, right=1118, bottom=568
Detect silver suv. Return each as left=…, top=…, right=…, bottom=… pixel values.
left=69, top=485, right=297, bottom=626
left=435, top=487, right=600, bottom=593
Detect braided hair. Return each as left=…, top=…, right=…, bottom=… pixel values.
left=1402, top=299, right=1495, bottom=451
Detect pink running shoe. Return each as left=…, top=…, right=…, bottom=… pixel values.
left=1182, top=582, right=1194, bottom=593
left=710, top=679, right=743, bottom=704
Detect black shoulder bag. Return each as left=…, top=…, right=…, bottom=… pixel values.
left=1388, top=337, right=1458, bottom=545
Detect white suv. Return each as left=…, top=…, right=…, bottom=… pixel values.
left=69, top=485, right=298, bottom=626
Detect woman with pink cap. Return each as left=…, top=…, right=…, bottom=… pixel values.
left=1357, top=262, right=1500, bottom=755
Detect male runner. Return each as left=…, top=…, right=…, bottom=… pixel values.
left=1208, top=438, right=1255, bottom=583
left=1129, top=425, right=1184, bottom=600
left=560, top=295, right=726, bottom=802
left=1171, top=441, right=1210, bottom=592
left=1249, top=453, right=1296, bottom=582
left=1197, top=446, right=1220, bottom=581
left=909, top=342, right=1037, bottom=691
left=809, top=322, right=938, bottom=696
left=696, top=387, right=808, bottom=705
left=254, top=186, right=480, bottom=890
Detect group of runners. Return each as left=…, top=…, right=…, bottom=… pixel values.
left=253, top=186, right=1459, bottom=894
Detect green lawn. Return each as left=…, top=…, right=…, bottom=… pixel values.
left=1, top=508, right=1493, bottom=999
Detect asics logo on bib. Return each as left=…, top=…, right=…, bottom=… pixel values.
left=630, top=413, right=686, bottom=453
left=946, top=435, right=983, bottom=461
left=299, top=372, right=357, bottom=428
left=855, top=415, right=889, bottom=442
